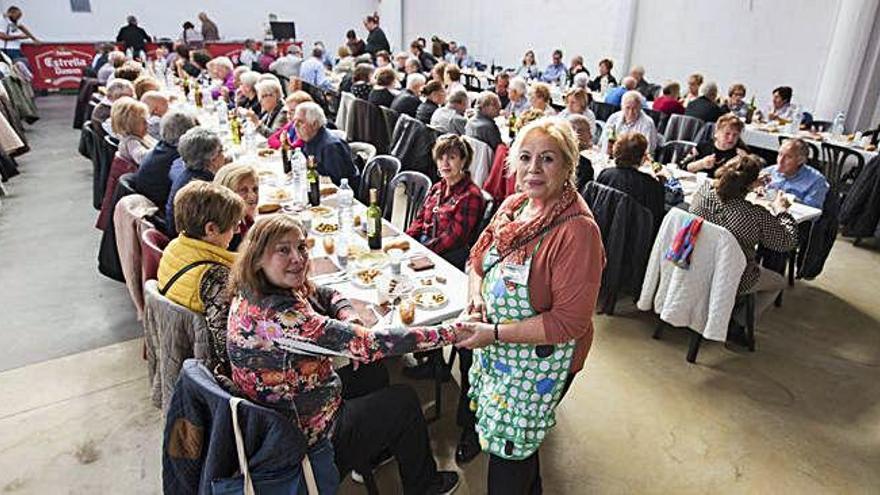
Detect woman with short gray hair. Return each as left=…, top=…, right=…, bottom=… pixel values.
left=247, top=78, right=287, bottom=137
left=164, top=127, right=227, bottom=236
left=235, top=71, right=261, bottom=114
left=133, top=111, right=199, bottom=209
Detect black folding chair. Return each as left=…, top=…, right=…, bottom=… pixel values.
left=821, top=142, right=866, bottom=195
left=382, top=171, right=432, bottom=230
left=358, top=155, right=401, bottom=207
left=654, top=140, right=696, bottom=166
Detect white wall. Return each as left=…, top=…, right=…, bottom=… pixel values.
left=630, top=0, right=839, bottom=117
left=3, top=0, right=378, bottom=48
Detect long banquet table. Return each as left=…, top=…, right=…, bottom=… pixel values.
left=741, top=124, right=877, bottom=162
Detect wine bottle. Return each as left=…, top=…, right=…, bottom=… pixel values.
left=230, top=115, right=241, bottom=145
left=366, top=188, right=382, bottom=250
left=307, top=155, right=320, bottom=206
left=194, top=84, right=203, bottom=108
left=281, top=132, right=291, bottom=174
left=606, top=125, right=617, bottom=156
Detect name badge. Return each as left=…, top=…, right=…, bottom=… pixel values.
left=501, top=263, right=529, bottom=286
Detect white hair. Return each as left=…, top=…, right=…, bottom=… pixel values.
left=406, top=73, right=426, bottom=91
left=475, top=91, right=501, bottom=113
left=297, top=102, right=327, bottom=128
left=209, top=56, right=234, bottom=72
left=699, top=81, right=719, bottom=98
left=509, top=76, right=527, bottom=94
left=447, top=89, right=468, bottom=106
left=255, top=78, right=283, bottom=98
left=573, top=72, right=590, bottom=89
left=621, top=90, right=643, bottom=106
left=621, top=76, right=637, bottom=89
left=106, top=79, right=135, bottom=100
left=239, top=71, right=260, bottom=88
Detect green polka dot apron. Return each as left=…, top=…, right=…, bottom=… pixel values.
left=468, top=240, right=576, bottom=460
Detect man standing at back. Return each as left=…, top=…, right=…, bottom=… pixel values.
left=199, top=12, right=220, bottom=42
left=116, top=15, right=151, bottom=60
left=0, top=6, right=39, bottom=61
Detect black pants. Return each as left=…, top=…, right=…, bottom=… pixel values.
left=485, top=372, right=577, bottom=495
left=332, top=384, right=438, bottom=495
left=456, top=348, right=477, bottom=430
left=337, top=360, right=389, bottom=399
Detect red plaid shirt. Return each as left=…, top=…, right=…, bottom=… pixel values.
left=406, top=177, right=485, bottom=254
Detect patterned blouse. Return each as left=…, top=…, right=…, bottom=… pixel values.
left=689, top=182, right=799, bottom=292
left=405, top=177, right=485, bottom=254
left=227, top=288, right=456, bottom=445
left=200, top=265, right=231, bottom=374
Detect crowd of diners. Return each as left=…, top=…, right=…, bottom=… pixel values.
left=85, top=10, right=837, bottom=494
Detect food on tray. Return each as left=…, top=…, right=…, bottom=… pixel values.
left=353, top=268, right=382, bottom=287
left=412, top=287, right=447, bottom=308
left=320, top=186, right=337, bottom=197
left=309, top=205, right=333, bottom=217
left=314, top=222, right=339, bottom=234
left=382, top=239, right=410, bottom=253
left=257, top=203, right=282, bottom=214
left=269, top=188, right=291, bottom=201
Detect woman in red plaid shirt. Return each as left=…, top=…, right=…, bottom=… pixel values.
left=406, top=134, right=486, bottom=268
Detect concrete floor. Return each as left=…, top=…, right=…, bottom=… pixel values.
left=0, top=95, right=878, bottom=494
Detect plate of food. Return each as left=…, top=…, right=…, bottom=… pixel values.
left=312, top=222, right=339, bottom=235
left=351, top=267, right=383, bottom=288
left=309, top=205, right=334, bottom=217
left=354, top=251, right=389, bottom=269
left=376, top=274, right=414, bottom=303
left=257, top=202, right=282, bottom=214
left=320, top=185, right=338, bottom=197
left=257, top=148, right=276, bottom=157
left=268, top=188, right=292, bottom=202
left=412, top=286, right=448, bottom=309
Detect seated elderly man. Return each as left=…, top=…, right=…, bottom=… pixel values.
left=92, top=79, right=134, bottom=132
left=685, top=81, right=724, bottom=123
left=207, top=56, right=235, bottom=100
left=568, top=113, right=596, bottom=190
left=269, top=44, right=303, bottom=79
left=97, top=50, right=126, bottom=85
left=453, top=45, right=475, bottom=69
left=293, top=102, right=358, bottom=186
left=572, top=71, right=590, bottom=91
left=763, top=138, right=829, bottom=208
left=391, top=72, right=425, bottom=118
left=599, top=90, right=659, bottom=154
left=140, top=90, right=169, bottom=141
left=540, top=49, right=566, bottom=84
left=134, top=111, right=199, bottom=211
left=465, top=91, right=503, bottom=152
left=299, top=46, right=333, bottom=91
left=165, top=127, right=228, bottom=237
left=504, top=76, right=529, bottom=117
left=630, top=65, right=654, bottom=100
left=604, top=75, right=637, bottom=107
left=430, top=89, right=469, bottom=135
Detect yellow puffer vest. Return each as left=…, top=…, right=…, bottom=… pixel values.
left=157, top=234, right=237, bottom=313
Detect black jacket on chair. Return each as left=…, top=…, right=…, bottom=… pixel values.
left=391, top=89, right=421, bottom=118
left=840, top=154, right=880, bottom=239
left=390, top=114, right=440, bottom=182
left=346, top=98, right=390, bottom=154
left=581, top=181, right=655, bottom=314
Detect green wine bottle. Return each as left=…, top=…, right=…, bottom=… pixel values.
left=366, top=188, right=382, bottom=250
left=307, top=155, right=320, bottom=206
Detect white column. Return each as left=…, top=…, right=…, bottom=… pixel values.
left=617, top=0, right=639, bottom=75
left=813, top=0, right=880, bottom=122
left=377, top=0, right=404, bottom=52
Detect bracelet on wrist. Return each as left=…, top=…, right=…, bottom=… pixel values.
left=494, top=322, right=500, bottom=342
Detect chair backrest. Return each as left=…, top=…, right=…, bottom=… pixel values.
left=118, top=171, right=138, bottom=196
left=821, top=142, right=866, bottom=192
left=693, top=122, right=715, bottom=144
left=348, top=141, right=377, bottom=177
left=104, top=134, right=120, bottom=149
left=777, top=136, right=821, bottom=169
left=462, top=72, right=482, bottom=91
left=358, top=155, right=401, bottom=206
left=863, top=125, right=880, bottom=145
left=380, top=105, right=400, bottom=143
left=664, top=114, right=705, bottom=142
left=656, top=111, right=672, bottom=135
left=348, top=97, right=389, bottom=153
left=643, top=108, right=662, bottom=127
left=470, top=189, right=496, bottom=246
left=328, top=128, right=347, bottom=141
left=462, top=135, right=494, bottom=187
left=383, top=170, right=432, bottom=230
left=334, top=91, right=356, bottom=131
left=141, top=227, right=170, bottom=282
left=591, top=101, right=620, bottom=122
left=655, top=140, right=697, bottom=165
left=594, top=120, right=604, bottom=141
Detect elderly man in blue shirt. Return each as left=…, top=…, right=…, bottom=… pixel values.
left=763, top=138, right=829, bottom=209
left=539, top=49, right=566, bottom=84
left=292, top=102, right=358, bottom=187
left=299, top=46, right=333, bottom=91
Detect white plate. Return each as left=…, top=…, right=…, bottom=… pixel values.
left=351, top=267, right=384, bottom=289
left=411, top=286, right=448, bottom=310
left=311, top=222, right=340, bottom=236
left=353, top=251, right=389, bottom=270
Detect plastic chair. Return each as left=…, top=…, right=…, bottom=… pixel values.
left=694, top=122, right=715, bottom=143
left=655, top=140, right=696, bottom=166
left=778, top=136, right=821, bottom=168
left=590, top=101, right=620, bottom=122
left=82, top=124, right=103, bottom=209
left=594, top=120, right=604, bottom=142
left=383, top=171, right=432, bottom=230
left=358, top=155, right=401, bottom=207
left=663, top=114, right=705, bottom=142
left=140, top=227, right=170, bottom=282
left=820, top=142, right=866, bottom=193
left=643, top=108, right=662, bottom=128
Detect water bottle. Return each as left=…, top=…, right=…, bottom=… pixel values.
left=789, top=105, right=802, bottom=134
left=243, top=120, right=256, bottom=155
left=290, top=149, right=308, bottom=207
left=832, top=112, right=846, bottom=138
left=337, top=178, right=354, bottom=234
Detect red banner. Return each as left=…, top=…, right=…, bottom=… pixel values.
left=22, top=41, right=301, bottom=91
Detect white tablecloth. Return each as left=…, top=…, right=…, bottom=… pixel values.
left=741, top=126, right=878, bottom=163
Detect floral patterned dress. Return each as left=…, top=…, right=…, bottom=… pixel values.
left=227, top=288, right=456, bottom=445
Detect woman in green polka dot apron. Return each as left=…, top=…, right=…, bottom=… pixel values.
left=468, top=237, right=576, bottom=461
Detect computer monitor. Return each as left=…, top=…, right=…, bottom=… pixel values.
left=270, top=21, right=296, bottom=41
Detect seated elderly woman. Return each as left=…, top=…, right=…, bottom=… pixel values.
left=165, top=127, right=228, bottom=237
left=406, top=134, right=486, bottom=266
left=588, top=58, right=618, bottom=92
left=721, top=83, right=749, bottom=120
left=455, top=117, right=604, bottom=489
left=686, top=113, right=749, bottom=177
left=527, top=82, right=556, bottom=116
left=444, top=63, right=466, bottom=95
left=140, top=90, right=169, bottom=141
left=514, top=50, right=540, bottom=80
left=367, top=65, right=398, bottom=108
left=596, top=132, right=666, bottom=232
left=567, top=113, right=596, bottom=190
left=689, top=154, right=798, bottom=333
left=214, top=163, right=259, bottom=251
left=350, top=63, right=375, bottom=100
left=257, top=42, right=278, bottom=72
left=235, top=70, right=261, bottom=114
left=109, top=96, right=156, bottom=165
left=761, top=86, right=795, bottom=123
left=293, top=102, right=358, bottom=185
left=599, top=90, right=659, bottom=154
left=246, top=78, right=287, bottom=138
left=134, top=111, right=199, bottom=212
left=92, top=79, right=134, bottom=131
left=416, top=80, right=446, bottom=125
left=226, top=214, right=460, bottom=494
left=682, top=72, right=704, bottom=107
left=267, top=90, right=314, bottom=149
left=430, top=89, right=469, bottom=135
left=133, top=76, right=160, bottom=100
left=504, top=76, right=530, bottom=118
left=206, top=56, right=235, bottom=100
left=685, top=81, right=724, bottom=123
left=158, top=180, right=245, bottom=372
left=558, top=88, right=596, bottom=135
left=652, top=81, right=686, bottom=115
left=465, top=91, right=503, bottom=152
left=97, top=50, right=126, bottom=85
